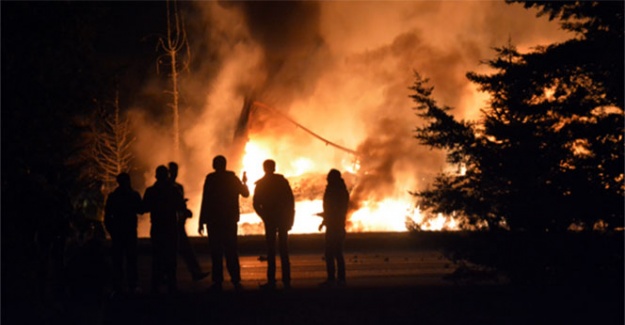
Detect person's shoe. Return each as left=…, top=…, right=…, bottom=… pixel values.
left=193, top=272, right=210, bottom=282
left=283, top=281, right=292, bottom=290
left=337, top=279, right=347, bottom=288
left=233, top=282, right=244, bottom=292
left=259, top=282, right=276, bottom=290
left=207, top=283, right=223, bottom=293
left=318, top=279, right=336, bottom=288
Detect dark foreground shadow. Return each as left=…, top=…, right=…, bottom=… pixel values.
left=97, top=283, right=623, bottom=325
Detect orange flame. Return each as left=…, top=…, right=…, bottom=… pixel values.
left=230, top=140, right=462, bottom=235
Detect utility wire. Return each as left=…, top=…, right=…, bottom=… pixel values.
left=252, top=101, right=359, bottom=156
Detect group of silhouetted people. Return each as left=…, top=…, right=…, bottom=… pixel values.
left=103, top=155, right=350, bottom=294
left=105, top=162, right=208, bottom=295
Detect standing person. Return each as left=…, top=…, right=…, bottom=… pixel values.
left=104, top=172, right=143, bottom=295
left=318, top=169, right=349, bottom=287
left=198, top=155, right=249, bottom=292
left=143, top=165, right=186, bottom=294
left=253, top=159, right=295, bottom=290
left=168, top=162, right=209, bottom=282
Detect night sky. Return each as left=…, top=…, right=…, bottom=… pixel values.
left=2, top=1, right=183, bottom=195
left=3, top=1, right=167, bottom=113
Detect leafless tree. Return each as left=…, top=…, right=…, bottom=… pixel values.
left=89, top=90, right=135, bottom=196
left=156, top=0, right=190, bottom=158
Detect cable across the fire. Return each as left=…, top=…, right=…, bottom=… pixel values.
left=251, top=101, right=358, bottom=156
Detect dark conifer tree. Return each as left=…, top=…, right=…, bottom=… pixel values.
left=412, top=1, right=624, bottom=232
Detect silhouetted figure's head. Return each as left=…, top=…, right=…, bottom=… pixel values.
left=155, top=165, right=169, bottom=181
left=116, top=172, right=131, bottom=188
left=168, top=162, right=179, bottom=180
left=213, top=155, right=227, bottom=172
left=327, top=169, right=342, bottom=184
left=263, top=159, right=276, bottom=174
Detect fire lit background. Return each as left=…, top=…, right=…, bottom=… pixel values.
left=148, top=1, right=573, bottom=237
left=3, top=3, right=623, bottom=323
left=3, top=1, right=573, bottom=237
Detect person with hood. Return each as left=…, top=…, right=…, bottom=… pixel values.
left=253, top=159, right=295, bottom=290
left=318, top=169, right=350, bottom=287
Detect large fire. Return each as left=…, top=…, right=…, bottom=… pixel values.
left=182, top=139, right=463, bottom=236
left=131, top=2, right=572, bottom=238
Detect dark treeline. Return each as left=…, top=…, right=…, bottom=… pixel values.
left=412, top=1, right=623, bottom=232
left=1, top=2, right=171, bottom=322
left=410, top=1, right=623, bottom=288
left=2, top=2, right=164, bottom=237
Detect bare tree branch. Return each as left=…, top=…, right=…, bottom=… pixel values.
left=83, top=89, right=136, bottom=196
left=156, top=0, right=190, bottom=158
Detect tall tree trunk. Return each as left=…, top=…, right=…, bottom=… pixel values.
left=158, top=0, right=189, bottom=159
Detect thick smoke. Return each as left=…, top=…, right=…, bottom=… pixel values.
left=230, top=2, right=329, bottom=104
left=130, top=1, right=571, bottom=235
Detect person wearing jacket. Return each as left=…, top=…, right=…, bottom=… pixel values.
left=143, top=165, right=186, bottom=293
left=198, top=155, right=249, bottom=292
left=318, top=169, right=349, bottom=287
left=168, top=162, right=209, bottom=282
left=104, top=172, right=143, bottom=294
left=253, top=159, right=295, bottom=290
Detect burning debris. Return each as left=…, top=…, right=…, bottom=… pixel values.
left=230, top=97, right=459, bottom=234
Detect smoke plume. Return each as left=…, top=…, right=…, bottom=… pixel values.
left=130, top=1, right=572, bottom=235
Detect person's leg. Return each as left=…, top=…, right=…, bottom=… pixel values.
left=278, top=227, right=291, bottom=287
left=336, top=230, right=346, bottom=283
left=263, top=223, right=277, bottom=286
left=164, top=232, right=178, bottom=292
left=125, top=232, right=139, bottom=290
left=110, top=237, right=124, bottom=292
left=223, top=223, right=241, bottom=285
left=150, top=236, right=163, bottom=292
left=178, top=219, right=203, bottom=277
left=208, top=230, right=224, bottom=285
left=324, top=232, right=336, bottom=282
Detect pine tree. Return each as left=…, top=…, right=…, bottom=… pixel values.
left=413, top=1, right=624, bottom=232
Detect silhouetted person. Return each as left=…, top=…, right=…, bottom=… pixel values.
left=143, top=165, right=186, bottom=293
left=168, top=162, right=209, bottom=282
left=253, top=159, right=295, bottom=290
left=104, top=172, right=143, bottom=294
left=32, top=177, right=72, bottom=301
left=318, top=169, right=349, bottom=287
left=198, top=155, right=249, bottom=291
left=64, top=214, right=110, bottom=324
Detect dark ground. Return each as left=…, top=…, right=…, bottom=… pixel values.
left=4, top=232, right=624, bottom=325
